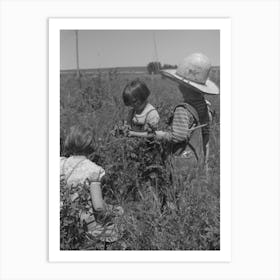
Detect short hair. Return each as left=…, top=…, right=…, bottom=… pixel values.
left=64, top=125, right=95, bottom=156
left=122, top=79, right=150, bottom=106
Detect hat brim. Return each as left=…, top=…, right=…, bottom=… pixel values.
left=160, top=69, right=219, bottom=95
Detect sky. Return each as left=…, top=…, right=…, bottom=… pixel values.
left=60, top=30, right=220, bottom=70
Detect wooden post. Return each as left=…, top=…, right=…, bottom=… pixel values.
left=153, top=31, right=159, bottom=73
left=75, top=30, right=81, bottom=88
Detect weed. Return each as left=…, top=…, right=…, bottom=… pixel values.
left=60, top=70, right=220, bottom=250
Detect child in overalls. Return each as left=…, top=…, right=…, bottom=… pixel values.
left=157, top=53, right=219, bottom=177
left=122, top=79, right=160, bottom=134
left=122, top=79, right=163, bottom=202
left=60, top=125, right=123, bottom=243
left=129, top=53, right=219, bottom=178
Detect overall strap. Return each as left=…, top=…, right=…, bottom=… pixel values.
left=172, top=103, right=206, bottom=162
left=131, top=108, right=156, bottom=131
left=144, top=108, right=156, bottom=125
left=62, top=157, right=87, bottom=184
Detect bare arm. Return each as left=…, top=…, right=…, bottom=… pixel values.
left=89, top=182, right=105, bottom=211
left=128, top=130, right=172, bottom=140
left=129, top=107, right=193, bottom=142
left=128, top=131, right=151, bottom=138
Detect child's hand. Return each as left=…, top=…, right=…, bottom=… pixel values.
left=105, top=204, right=124, bottom=216
left=94, top=209, right=113, bottom=226
left=128, top=130, right=137, bottom=137
left=155, top=131, right=167, bottom=140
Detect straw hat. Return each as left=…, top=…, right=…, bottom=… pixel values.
left=161, top=53, right=219, bottom=95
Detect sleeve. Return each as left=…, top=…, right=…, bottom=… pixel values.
left=169, top=107, right=193, bottom=143
left=97, top=167, right=106, bottom=181
left=87, top=163, right=106, bottom=183
left=146, top=109, right=160, bottom=129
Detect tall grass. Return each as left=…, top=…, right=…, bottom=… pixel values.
left=60, top=70, right=220, bottom=250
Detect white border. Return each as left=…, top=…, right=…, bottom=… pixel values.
left=49, top=18, right=231, bottom=262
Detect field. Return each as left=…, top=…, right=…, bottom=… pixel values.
left=60, top=68, right=220, bottom=250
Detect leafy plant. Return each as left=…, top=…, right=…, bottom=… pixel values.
left=60, top=70, right=220, bottom=250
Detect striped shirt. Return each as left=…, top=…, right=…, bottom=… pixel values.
left=166, top=99, right=210, bottom=144
left=187, top=99, right=210, bottom=142
left=168, top=106, right=195, bottom=143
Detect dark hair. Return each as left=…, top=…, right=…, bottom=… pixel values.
left=122, top=79, right=150, bottom=106
left=64, top=125, right=95, bottom=156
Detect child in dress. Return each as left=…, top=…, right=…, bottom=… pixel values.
left=60, top=125, right=122, bottom=243
left=122, top=79, right=160, bottom=135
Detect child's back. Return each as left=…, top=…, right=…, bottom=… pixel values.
left=60, top=125, right=123, bottom=243
left=60, top=155, right=104, bottom=188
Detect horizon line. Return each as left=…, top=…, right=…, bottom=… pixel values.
left=60, top=65, right=220, bottom=72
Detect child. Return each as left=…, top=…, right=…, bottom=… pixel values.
left=60, top=125, right=123, bottom=243
left=157, top=53, right=219, bottom=170
left=122, top=79, right=160, bottom=134
left=129, top=53, right=219, bottom=177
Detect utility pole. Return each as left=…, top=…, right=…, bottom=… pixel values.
left=75, top=30, right=80, bottom=78
left=153, top=31, right=159, bottom=73
left=75, top=30, right=82, bottom=88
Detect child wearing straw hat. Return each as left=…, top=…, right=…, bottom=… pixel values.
left=122, top=79, right=160, bottom=133
left=129, top=53, right=219, bottom=176
left=60, top=125, right=123, bottom=243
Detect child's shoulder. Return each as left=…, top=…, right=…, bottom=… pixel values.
left=145, top=103, right=159, bottom=117
left=140, top=103, right=158, bottom=116
left=60, top=156, right=67, bottom=168
left=80, top=159, right=105, bottom=182
left=84, top=159, right=104, bottom=172
left=145, top=103, right=156, bottom=111
left=61, top=156, right=105, bottom=183
left=60, top=156, right=103, bottom=172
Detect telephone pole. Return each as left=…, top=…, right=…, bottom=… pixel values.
left=75, top=30, right=81, bottom=88
left=153, top=31, right=160, bottom=73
